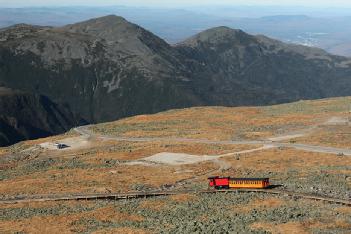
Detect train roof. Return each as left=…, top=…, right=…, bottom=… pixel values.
left=208, top=176, right=269, bottom=181
left=208, top=176, right=230, bottom=179
left=231, top=178, right=269, bottom=181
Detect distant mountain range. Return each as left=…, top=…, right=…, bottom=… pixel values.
left=1, top=15, right=351, bottom=146
left=1, top=7, right=351, bottom=57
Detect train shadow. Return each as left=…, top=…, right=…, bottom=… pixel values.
left=267, top=184, right=283, bottom=189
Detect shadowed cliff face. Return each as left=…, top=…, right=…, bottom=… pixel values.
left=1, top=15, right=351, bottom=128
left=0, top=87, right=80, bottom=146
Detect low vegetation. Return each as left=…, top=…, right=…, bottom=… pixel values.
left=1, top=193, right=350, bottom=233
left=91, top=97, right=351, bottom=142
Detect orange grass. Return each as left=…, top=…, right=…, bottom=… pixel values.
left=0, top=205, right=144, bottom=234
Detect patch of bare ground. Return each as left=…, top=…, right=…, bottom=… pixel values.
left=335, top=206, right=351, bottom=215
left=251, top=221, right=310, bottom=234
left=169, top=194, right=198, bottom=202
left=139, top=199, right=167, bottom=211
left=252, top=218, right=351, bottom=234
left=92, top=227, right=150, bottom=234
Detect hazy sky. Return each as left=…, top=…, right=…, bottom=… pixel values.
left=1, top=0, right=351, bottom=8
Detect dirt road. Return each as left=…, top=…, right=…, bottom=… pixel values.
left=74, top=125, right=351, bottom=156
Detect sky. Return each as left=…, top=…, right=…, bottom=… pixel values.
left=1, top=0, right=351, bottom=8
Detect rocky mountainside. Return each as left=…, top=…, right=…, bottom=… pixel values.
left=0, top=87, right=80, bottom=146
left=0, top=16, right=200, bottom=123
left=0, top=15, right=351, bottom=142
left=176, top=26, right=351, bottom=105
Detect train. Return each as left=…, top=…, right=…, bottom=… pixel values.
left=208, top=176, right=270, bottom=189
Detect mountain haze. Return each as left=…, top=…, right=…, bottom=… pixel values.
left=1, top=15, right=351, bottom=144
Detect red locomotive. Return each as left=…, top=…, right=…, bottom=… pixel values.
left=208, top=176, right=270, bottom=189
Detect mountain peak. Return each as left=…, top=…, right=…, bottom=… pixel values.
left=178, top=26, right=252, bottom=47
left=61, top=15, right=141, bottom=42
left=79, top=15, right=129, bottom=26
left=208, top=26, right=238, bottom=32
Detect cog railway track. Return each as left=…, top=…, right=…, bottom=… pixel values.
left=1, top=189, right=350, bottom=207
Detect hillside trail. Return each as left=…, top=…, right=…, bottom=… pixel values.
left=73, top=115, right=351, bottom=156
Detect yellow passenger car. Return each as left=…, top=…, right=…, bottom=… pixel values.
left=229, top=178, right=270, bottom=189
